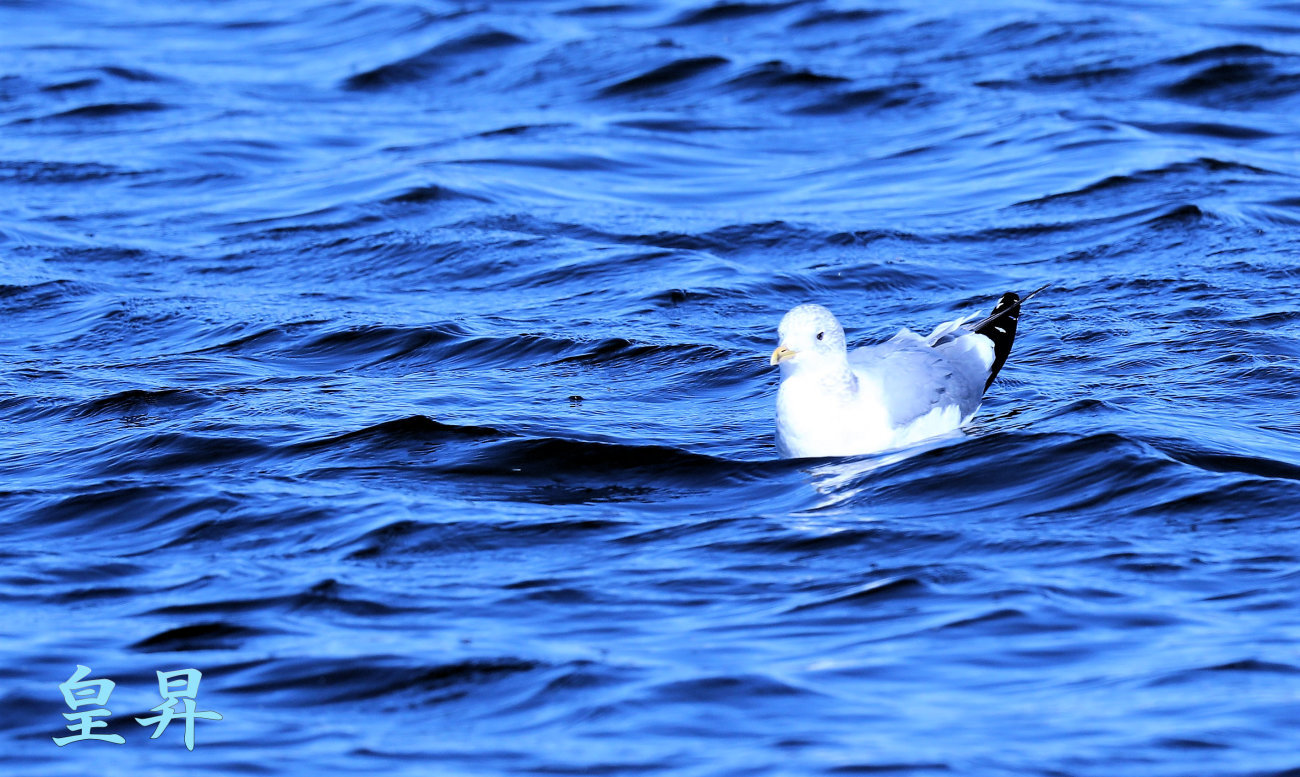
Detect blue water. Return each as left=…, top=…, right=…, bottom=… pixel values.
left=4, top=0, right=1300, bottom=774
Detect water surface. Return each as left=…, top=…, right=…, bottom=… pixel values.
left=3, top=1, right=1300, bottom=775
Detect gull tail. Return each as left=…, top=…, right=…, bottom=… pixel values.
left=970, top=283, right=1048, bottom=390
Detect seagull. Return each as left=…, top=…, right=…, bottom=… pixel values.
left=769, top=285, right=1047, bottom=458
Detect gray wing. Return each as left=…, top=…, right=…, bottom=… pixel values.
left=848, top=328, right=989, bottom=427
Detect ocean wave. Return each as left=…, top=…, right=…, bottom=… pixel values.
left=7, top=1, right=1300, bottom=774
left=343, top=29, right=527, bottom=90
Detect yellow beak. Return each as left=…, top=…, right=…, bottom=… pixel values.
left=770, top=345, right=796, bottom=366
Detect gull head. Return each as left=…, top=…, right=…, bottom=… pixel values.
left=770, top=304, right=847, bottom=372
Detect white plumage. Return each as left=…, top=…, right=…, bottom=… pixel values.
left=770, top=291, right=1038, bottom=459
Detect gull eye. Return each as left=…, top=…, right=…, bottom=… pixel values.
left=816, top=331, right=824, bottom=341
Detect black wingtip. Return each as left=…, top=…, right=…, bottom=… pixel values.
left=971, top=284, right=1046, bottom=390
